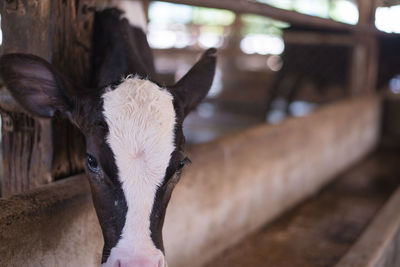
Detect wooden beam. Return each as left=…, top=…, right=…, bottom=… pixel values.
left=0, top=0, right=54, bottom=197
left=378, top=0, right=400, bottom=7
left=148, top=0, right=355, bottom=31
left=358, top=0, right=378, bottom=27
left=50, top=0, right=94, bottom=178
left=283, top=32, right=355, bottom=46
left=349, top=0, right=379, bottom=95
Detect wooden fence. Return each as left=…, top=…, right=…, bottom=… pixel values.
left=0, top=0, right=383, bottom=197
left=0, top=0, right=94, bottom=196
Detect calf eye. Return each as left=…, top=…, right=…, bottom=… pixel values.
left=178, top=157, right=191, bottom=170
left=86, top=153, right=100, bottom=173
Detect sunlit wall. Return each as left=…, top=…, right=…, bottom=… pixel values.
left=256, top=0, right=359, bottom=24
left=240, top=15, right=287, bottom=55
left=147, top=2, right=289, bottom=57
left=148, top=2, right=235, bottom=49
left=147, top=0, right=363, bottom=58
left=376, top=5, right=400, bottom=34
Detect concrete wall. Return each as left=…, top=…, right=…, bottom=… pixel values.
left=164, top=95, right=382, bottom=267
left=0, top=95, right=381, bottom=267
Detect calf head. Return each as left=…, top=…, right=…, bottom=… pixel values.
left=0, top=49, right=216, bottom=267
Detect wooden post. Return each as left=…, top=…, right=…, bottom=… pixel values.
left=50, top=0, right=94, bottom=178
left=349, top=0, right=379, bottom=95
left=0, top=0, right=94, bottom=197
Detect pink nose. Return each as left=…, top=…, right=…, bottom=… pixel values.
left=114, top=256, right=164, bottom=267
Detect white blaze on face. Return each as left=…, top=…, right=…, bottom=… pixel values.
left=102, top=77, right=176, bottom=264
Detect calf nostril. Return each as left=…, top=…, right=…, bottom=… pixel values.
left=113, top=260, right=121, bottom=267
left=119, top=257, right=163, bottom=267
left=158, top=258, right=164, bottom=267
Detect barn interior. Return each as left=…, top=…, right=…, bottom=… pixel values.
left=1, top=0, right=400, bottom=266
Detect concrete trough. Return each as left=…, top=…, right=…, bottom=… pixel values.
left=0, top=95, right=382, bottom=267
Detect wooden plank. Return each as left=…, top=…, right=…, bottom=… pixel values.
left=336, top=187, right=400, bottom=267
left=349, top=0, right=379, bottom=95
left=366, top=35, right=379, bottom=93
left=0, top=0, right=54, bottom=197
left=349, top=34, right=370, bottom=95
left=50, top=0, right=94, bottom=178
left=378, top=0, right=400, bottom=7
left=358, top=0, right=377, bottom=26
left=364, top=0, right=380, bottom=93
left=0, top=0, right=94, bottom=197
left=283, top=31, right=355, bottom=46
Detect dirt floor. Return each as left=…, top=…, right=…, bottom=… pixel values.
left=202, top=147, right=400, bottom=267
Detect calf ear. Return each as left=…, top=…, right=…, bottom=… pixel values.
left=172, top=48, right=217, bottom=118
left=0, top=53, right=74, bottom=118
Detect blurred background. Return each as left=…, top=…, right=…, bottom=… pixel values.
left=1, top=1, right=400, bottom=145
left=127, top=0, right=400, bottom=144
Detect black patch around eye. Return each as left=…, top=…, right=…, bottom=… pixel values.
left=86, top=153, right=100, bottom=173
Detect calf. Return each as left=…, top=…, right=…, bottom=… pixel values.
left=0, top=2, right=216, bottom=267
left=266, top=26, right=351, bottom=114
left=377, top=33, right=400, bottom=90
left=267, top=26, right=400, bottom=115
